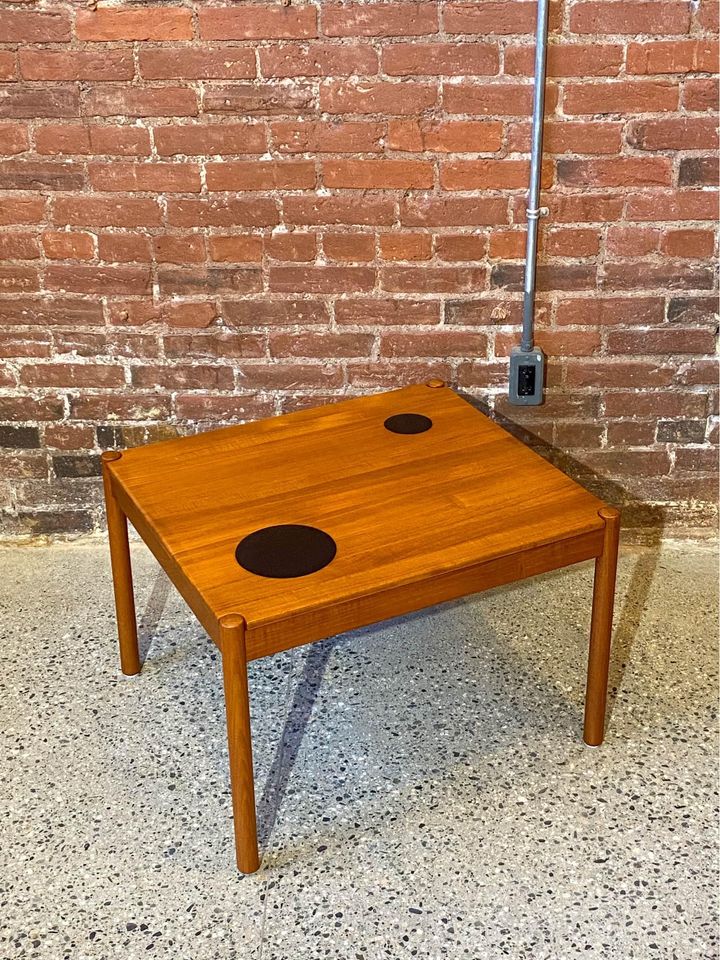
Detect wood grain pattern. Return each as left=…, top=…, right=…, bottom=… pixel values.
left=105, top=383, right=608, bottom=651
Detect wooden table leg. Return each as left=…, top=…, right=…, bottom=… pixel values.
left=219, top=614, right=260, bottom=873
left=583, top=506, right=621, bottom=746
left=101, top=451, right=140, bottom=676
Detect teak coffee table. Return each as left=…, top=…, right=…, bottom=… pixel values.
left=101, top=380, right=620, bottom=873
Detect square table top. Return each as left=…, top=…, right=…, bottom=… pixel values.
left=108, top=382, right=607, bottom=645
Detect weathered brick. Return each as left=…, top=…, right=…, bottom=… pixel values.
left=131, top=364, right=234, bottom=391
left=54, top=196, right=162, bottom=227
left=444, top=2, right=556, bottom=35
left=222, top=300, right=330, bottom=326
left=380, top=233, right=432, bottom=261
left=0, top=425, right=40, bottom=449
left=89, top=162, right=202, bottom=193
left=324, top=159, right=434, bottom=189
left=166, top=197, right=279, bottom=228
left=285, top=195, right=395, bottom=226
left=667, top=297, right=719, bottom=325
left=45, top=265, right=151, bottom=296
left=607, top=328, right=716, bottom=355
left=206, top=161, right=316, bottom=191
left=383, top=42, right=498, bottom=76
left=323, top=233, right=375, bottom=261
left=209, top=235, right=263, bottom=263
left=163, top=332, right=266, bottom=359
left=260, top=43, right=378, bottom=78
left=269, top=265, right=376, bottom=293
left=627, top=117, right=718, bottom=151
left=505, top=43, right=622, bottom=77
left=656, top=420, right=707, bottom=443
left=627, top=39, right=719, bottom=74
left=0, top=123, right=28, bottom=156
left=387, top=119, right=502, bottom=153
left=323, top=3, right=438, bottom=37
left=564, top=80, right=679, bottom=115
left=381, top=265, right=488, bottom=293
left=173, top=394, right=274, bottom=422
left=335, top=299, right=440, bottom=325
left=20, top=49, right=133, bottom=81
left=0, top=233, right=40, bottom=260
left=84, top=86, right=198, bottom=118
left=570, top=2, right=691, bottom=35
left=158, top=266, right=261, bottom=296
left=556, top=298, right=665, bottom=326
left=20, top=363, right=124, bottom=388
left=98, top=233, right=152, bottom=263
left=53, top=455, right=102, bottom=479
left=203, top=83, right=314, bottom=116
left=321, top=80, right=437, bottom=115
left=662, top=229, right=716, bottom=258
left=0, top=86, right=79, bottom=119
left=0, top=160, right=84, bottom=191
left=380, top=330, right=487, bottom=357
left=154, top=123, right=266, bottom=156
left=400, top=196, right=508, bottom=226
left=270, top=332, right=375, bottom=358
left=199, top=6, right=317, bottom=40
left=36, top=124, right=151, bottom=157
left=557, top=157, right=672, bottom=188
left=76, top=8, right=193, bottom=42
left=678, top=157, right=719, bottom=188
left=272, top=121, right=384, bottom=153
left=139, top=47, right=256, bottom=80
left=42, top=231, right=95, bottom=261
left=0, top=297, right=103, bottom=326
left=0, top=11, right=71, bottom=42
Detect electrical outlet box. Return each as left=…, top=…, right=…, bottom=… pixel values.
left=508, top=346, right=545, bottom=405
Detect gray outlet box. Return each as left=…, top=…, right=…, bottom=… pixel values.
left=509, top=345, right=545, bottom=405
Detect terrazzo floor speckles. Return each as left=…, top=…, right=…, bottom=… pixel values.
left=0, top=541, right=717, bottom=960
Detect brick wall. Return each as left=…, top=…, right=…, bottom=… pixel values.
left=0, top=1, right=717, bottom=538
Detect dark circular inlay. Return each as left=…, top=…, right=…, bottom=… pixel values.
left=235, top=524, right=337, bottom=579
left=384, top=413, right=433, bottom=435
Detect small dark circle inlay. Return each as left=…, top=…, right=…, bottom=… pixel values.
left=235, top=524, right=337, bottom=579
left=384, top=413, right=433, bottom=435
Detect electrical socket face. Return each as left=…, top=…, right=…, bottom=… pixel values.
left=508, top=346, right=545, bottom=405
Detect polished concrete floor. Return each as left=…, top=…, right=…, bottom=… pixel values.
left=0, top=539, right=717, bottom=960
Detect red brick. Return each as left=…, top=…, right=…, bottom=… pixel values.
left=441, top=158, right=553, bottom=190
left=380, top=330, right=487, bottom=357
left=166, top=197, right=279, bottom=227
left=556, top=297, right=665, bottom=326
left=606, top=226, right=660, bottom=257
left=346, top=361, right=453, bottom=389
left=158, top=265, right=261, bottom=296
left=44, top=425, right=95, bottom=451
left=489, top=229, right=526, bottom=258
left=606, top=421, right=656, bottom=446
left=602, top=262, right=714, bottom=292
left=237, top=363, right=344, bottom=390
left=380, top=233, right=432, bottom=261
left=557, top=157, right=672, bottom=188
left=0, top=160, right=84, bottom=191
left=683, top=78, right=718, bottom=112
left=54, top=196, right=162, bottom=228
left=335, top=298, right=440, bottom=325
left=222, top=300, right=330, bottom=326
left=387, top=119, right=502, bottom=153
left=675, top=448, right=718, bottom=472
left=383, top=42, right=498, bottom=76
left=444, top=2, right=556, bottom=35
left=266, top=232, right=317, bottom=261
left=320, top=80, right=437, bottom=115
left=0, top=11, right=70, bottom=42
left=679, top=156, right=719, bottom=187
left=84, top=86, right=198, bottom=118
left=698, top=1, right=719, bottom=32
left=260, top=43, right=378, bottom=78
left=199, top=6, right=317, bottom=40
left=564, top=80, right=679, bottom=115
left=173, top=394, right=274, bottom=422
left=603, top=390, right=708, bottom=418
left=285, top=195, right=395, bottom=226
left=507, top=119, right=623, bottom=155
left=492, top=262, right=596, bottom=291
left=0, top=52, right=15, bottom=82
left=544, top=193, right=625, bottom=223
left=163, top=332, right=265, bottom=359
left=0, top=266, right=39, bottom=293
left=447, top=297, right=533, bottom=326
left=272, top=120, right=384, bottom=154
left=98, top=233, right=152, bottom=263
left=0, top=297, right=103, bottom=326
left=19, top=49, right=133, bottom=81
left=626, top=190, right=718, bottom=221
left=570, top=2, right=691, bottom=35
left=154, top=235, right=206, bottom=264
left=323, top=233, right=375, bottom=261
left=203, top=84, right=314, bottom=116
left=566, top=361, right=675, bottom=388
left=45, top=264, right=150, bottom=296
left=132, top=364, right=234, bottom=391
left=627, top=39, right=719, bottom=74
left=324, top=159, right=434, bottom=189
left=323, top=3, right=438, bottom=37
left=0, top=396, right=64, bottom=421
left=139, top=47, right=256, bottom=80
left=209, top=235, right=264, bottom=263
left=627, top=117, right=718, bottom=151
left=401, top=196, right=508, bottom=226
left=20, top=363, right=124, bottom=388
left=544, top=227, right=600, bottom=258
left=76, top=8, right=193, bottom=41
left=270, top=331, right=374, bottom=358
left=154, top=123, right=267, bottom=156
left=662, top=229, right=716, bottom=258
left=505, top=43, right=622, bottom=77
left=206, top=160, right=315, bottom=191
left=607, top=328, right=716, bottom=355
left=444, top=81, right=534, bottom=116
left=70, top=394, right=171, bottom=422
left=89, top=161, right=201, bottom=193
left=0, top=123, right=28, bottom=156
left=456, top=360, right=509, bottom=389
left=496, top=329, right=601, bottom=357
left=0, top=233, right=40, bottom=260
left=42, top=231, right=95, bottom=261
left=0, top=87, right=79, bottom=119
left=381, top=265, right=488, bottom=293
left=35, top=124, right=151, bottom=157
left=269, top=265, right=375, bottom=293
left=163, top=303, right=218, bottom=328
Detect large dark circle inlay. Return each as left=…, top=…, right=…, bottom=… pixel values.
left=235, top=524, right=337, bottom=579
left=384, top=413, right=433, bottom=435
